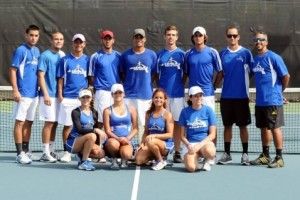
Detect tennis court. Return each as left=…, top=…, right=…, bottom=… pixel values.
left=0, top=152, right=299, bottom=200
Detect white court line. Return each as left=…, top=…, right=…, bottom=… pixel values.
left=131, top=166, right=141, bottom=200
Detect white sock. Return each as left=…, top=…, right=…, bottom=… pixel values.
left=49, top=141, right=55, bottom=153
left=43, top=143, right=50, bottom=155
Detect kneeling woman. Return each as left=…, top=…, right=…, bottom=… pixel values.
left=103, top=84, right=138, bottom=169
left=179, top=86, right=217, bottom=172
left=135, top=88, right=174, bottom=171
left=66, top=88, right=106, bottom=171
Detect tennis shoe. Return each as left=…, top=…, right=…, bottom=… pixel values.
left=50, top=152, right=61, bottom=161
left=111, top=158, right=120, bottom=170
left=40, top=153, right=57, bottom=163
left=241, top=153, right=250, bottom=165
left=60, top=151, right=72, bottom=163
left=16, top=151, right=32, bottom=164
left=250, top=153, right=272, bottom=165
left=268, top=155, right=284, bottom=168
left=201, top=159, right=211, bottom=171
left=173, top=151, right=182, bottom=163
left=218, top=152, right=232, bottom=165
left=78, top=160, right=95, bottom=171
left=208, top=156, right=217, bottom=165
left=151, top=160, right=167, bottom=171
left=26, top=152, right=40, bottom=161
left=120, top=158, right=128, bottom=168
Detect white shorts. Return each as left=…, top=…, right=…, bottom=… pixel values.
left=181, top=141, right=215, bottom=157
left=124, top=98, right=151, bottom=126
left=95, top=90, right=113, bottom=123
left=167, top=97, right=186, bottom=121
left=12, top=97, right=38, bottom=121
left=203, top=96, right=215, bottom=112
left=57, top=98, right=80, bottom=126
left=39, top=97, right=59, bottom=122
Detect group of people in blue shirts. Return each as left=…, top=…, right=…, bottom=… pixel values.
left=10, top=23, right=289, bottom=171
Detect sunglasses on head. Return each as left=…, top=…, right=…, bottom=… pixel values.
left=227, top=34, right=238, bottom=39
left=253, top=38, right=266, bottom=42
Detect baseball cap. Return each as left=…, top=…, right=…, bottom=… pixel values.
left=133, top=29, right=145, bottom=37
left=192, top=26, right=206, bottom=35
left=79, top=89, right=92, bottom=98
left=72, top=33, right=86, bottom=42
left=188, top=86, right=204, bottom=96
left=101, top=30, right=114, bottom=39
left=111, top=84, right=124, bottom=93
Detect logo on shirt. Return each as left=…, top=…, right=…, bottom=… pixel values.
left=27, top=56, right=38, bottom=65
left=236, top=56, right=244, bottom=62
left=187, top=117, right=207, bottom=129
left=148, top=123, right=164, bottom=132
left=130, top=61, right=148, bottom=73
left=161, top=57, right=180, bottom=69
left=82, top=119, right=94, bottom=129
left=252, top=62, right=266, bottom=74
left=68, top=64, right=87, bottom=75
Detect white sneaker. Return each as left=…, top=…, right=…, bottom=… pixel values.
left=16, top=151, right=32, bottom=164
left=111, top=158, right=120, bottom=170
left=201, top=159, right=211, bottom=171
left=120, top=158, right=128, bottom=169
left=40, top=153, right=57, bottom=163
left=241, top=153, right=250, bottom=165
left=60, top=151, right=72, bottom=163
left=26, top=152, right=40, bottom=161
left=217, top=152, right=233, bottom=165
left=151, top=160, right=167, bottom=171
left=207, top=156, right=217, bottom=165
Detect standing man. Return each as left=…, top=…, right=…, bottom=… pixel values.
left=250, top=31, right=290, bottom=168
left=57, top=33, right=89, bottom=163
left=184, top=26, right=223, bottom=164
left=155, top=25, right=186, bottom=163
left=218, top=26, right=254, bottom=165
left=10, top=24, right=40, bottom=164
left=38, top=31, right=65, bottom=162
left=120, top=28, right=157, bottom=141
left=88, top=30, right=121, bottom=128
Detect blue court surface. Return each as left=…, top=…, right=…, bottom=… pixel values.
left=0, top=152, right=299, bottom=200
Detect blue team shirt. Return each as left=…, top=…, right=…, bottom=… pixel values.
left=219, top=46, right=254, bottom=99
left=109, top=105, right=132, bottom=137
left=147, top=110, right=173, bottom=144
left=178, top=105, right=217, bottom=143
left=120, top=48, right=157, bottom=99
left=57, top=53, right=89, bottom=99
left=184, top=46, right=222, bottom=96
left=11, top=44, right=40, bottom=97
left=38, top=49, right=65, bottom=97
left=156, top=48, right=185, bottom=98
left=88, top=50, right=121, bottom=91
left=69, top=109, right=95, bottom=138
left=251, top=50, right=289, bottom=106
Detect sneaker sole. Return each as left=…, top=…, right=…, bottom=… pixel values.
left=217, top=160, right=233, bottom=165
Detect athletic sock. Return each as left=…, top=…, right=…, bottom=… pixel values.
left=276, top=149, right=282, bottom=157
left=15, top=143, right=22, bottom=155
left=224, top=142, right=231, bottom=155
left=263, top=146, right=270, bottom=157
left=43, top=143, right=50, bottom=155
left=242, top=143, right=248, bottom=154
left=63, top=144, right=67, bottom=152
left=22, top=142, right=29, bottom=153
left=49, top=141, right=55, bottom=152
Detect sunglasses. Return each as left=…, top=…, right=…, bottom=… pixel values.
left=253, top=38, right=266, bottom=42
left=227, top=34, right=238, bottom=39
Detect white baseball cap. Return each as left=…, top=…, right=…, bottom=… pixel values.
left=111, top=84, right=124, bottom=93
left=79, top=89, right=92, bottom=98
left=72, top=33, right=86, bottom=42
left=188, top=86, right=204, bottom=96
left=192, top=26, right=206, bottom=35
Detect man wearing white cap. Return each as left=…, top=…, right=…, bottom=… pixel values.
left=120, top=28, right=157, bottom=141
left=184, top=26, right=223, bottom=111
left=88, top=30, right=121, bottom=129
left=56, top=33, right=89, bottom=162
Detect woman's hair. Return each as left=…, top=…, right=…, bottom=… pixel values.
left=187, top=96, right=192, bottom=106
left=146, top=88, right=168, bottom=115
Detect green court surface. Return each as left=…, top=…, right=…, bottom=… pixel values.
left=0, top=152, right=299, bottom=200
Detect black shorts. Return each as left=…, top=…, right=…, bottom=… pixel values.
left=255, top=106, right=284, bottom=129
left=220, top=98, right=251, bottom=126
